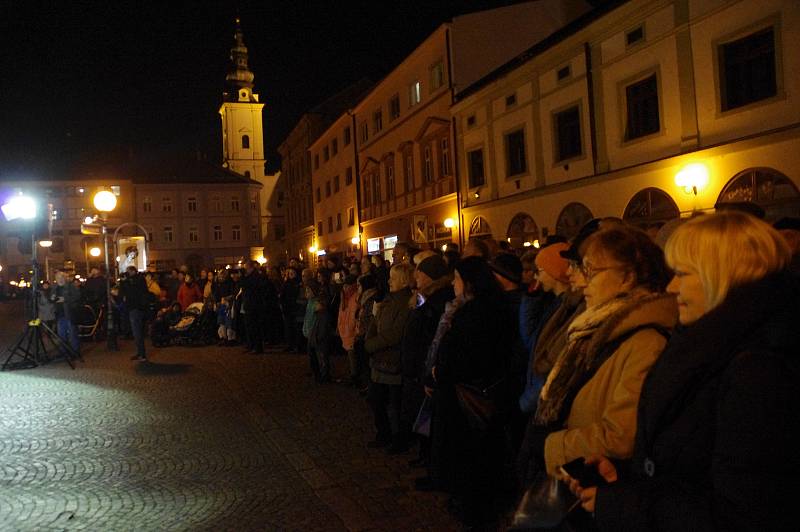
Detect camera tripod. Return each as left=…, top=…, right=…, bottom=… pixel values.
left=1, top=242, right=80, bottom=371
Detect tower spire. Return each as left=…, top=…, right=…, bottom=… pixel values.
left=224, top=17, right=257, bottom=102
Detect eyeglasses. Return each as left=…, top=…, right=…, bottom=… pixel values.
left=579, top=263, right=626, bottom=281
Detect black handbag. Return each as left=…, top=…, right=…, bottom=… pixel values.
left=510, top=472, right=577, bottom=530
left=454, top=379, right=504, bottom=431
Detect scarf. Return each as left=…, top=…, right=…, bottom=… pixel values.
left=535, top=292, right=639, bottom=425
left=425, top=293, right=471, bottom=375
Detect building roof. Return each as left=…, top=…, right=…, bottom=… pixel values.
left=125, top=155, right=262, bottom=187
left=454, top=0, right=627, bottom=102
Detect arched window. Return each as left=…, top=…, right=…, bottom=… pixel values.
left=556, top=202, right=594, bottom=240
left=469, top=216, right=492, bottom=239
left=242, top=135, right=250, bottom=149
left=506, top=213, right=538, bottom=248
left=623, top=187, right=679, bottom=233
left=244, top=170, right=251, bottom=178
left=717, top=167, right=800, bottom=220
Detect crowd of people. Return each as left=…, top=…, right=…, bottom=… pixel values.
left=34, top=205, right=800, bottom=530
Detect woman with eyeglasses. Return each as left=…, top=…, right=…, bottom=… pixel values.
left=520, top=226, right=676, bottom=490
left=569, top=211, right=799, bottom=531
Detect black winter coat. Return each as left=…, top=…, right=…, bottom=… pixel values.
left=595, top=271, right=800, bottom=531
left=401, top=279, right=454, bottom=381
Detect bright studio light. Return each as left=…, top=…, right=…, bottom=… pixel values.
left=93, top=190, right=117, bottom=212
left=89, top=247, right=101, bottom=257
left=1, top=195, right=37, bottom=221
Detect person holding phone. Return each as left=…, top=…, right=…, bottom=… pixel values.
left=568, top=212, right=800, bottom=531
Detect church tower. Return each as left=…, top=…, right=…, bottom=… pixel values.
left=219, top=18, right=265, bottom=181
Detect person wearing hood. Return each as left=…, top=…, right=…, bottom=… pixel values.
left=337, top=274, right=360, bottom=385
left=399, top=254, right=454, bottom=457
left=571, top=212, right=800, bottom=532
left=364, top=263, right=414, bottom=451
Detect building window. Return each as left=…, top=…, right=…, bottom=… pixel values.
left=213, top=225, right=223, bottom=241
left=626, top=26, right=644, bottom=47
left=251, top=225, right=258, bottom=241
left=359, top=121, right=369, bottom=143
left=327, top=216, right=333, bottom=233
left=244, top=170, right=251, bottom=178
left=316, top=187, right=321, bottom=203
left=250, top=195, right=257, bottom=211
left=336, top=213, right=342, bottom=231
left=373, top=109, right=383, bottom=134
left=325, top=181, right=331, bottom=197
left=333, top=175, right=340, bottom=193
left=505, top=128, right=527, bottom=177
left=557, top=65, right=571, bottom=81
left=231, top=196, right=240, bottom=211
left=430, top=61, right=444, bottom=91
left=372, top=172, right=381, bottom=205
left=363, top=178, right=371, bottom=208
left=440, top=137, right=451, bottom=177
left=385, top=159, right=395, bottom=198
left=317, top=221, right=324, bottom=236
left=554, top=105, right=583, bottom=162
left=232, top=225, right=241, bottom=241
left=242, top=135, right=250, bottom=149
left=212, top=196, right=222, bottom=212
left=389, top=94, right=401, bottom=121
left=143, top=196, right=152, bottom=213
left=348, top=207, right=355, bottom=226
left=188, top=226, right=199, bottom=243
left=187, top=196, right=197, bottom=212
left=404, top=151, right=414, bottom=192
left=624, top=74, right=660, bottom=140
left=467, top=149, right=485, bottom=188
left=423, top=145, right=433, bottom=183
left=506, top=93, right=517, bottom=107
left=466, top=115, right=476, bottom=128
left=332, top=138, right=338, bottom=156
left=323, top=146, right=329, bottom=162
left=314, top=154, right=320, bottom=169
left=409, top=80, right=421, bottom=106
left=345, top=167, right=353, bottom=185
left=163, top=226, right=173, bottom=243
left=343, top=126, right=351, bottom=146
left=145, top=227, right=154, bottom=242
left=162, top=197, right=172, bottom=213
left=111, top=185, right=121, bottom=196
left=719, top=27, right=777, bottom=112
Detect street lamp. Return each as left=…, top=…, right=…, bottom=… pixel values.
left=93, top=190, right=118, bottom=351
left=89, top=247, right=101, bottom=257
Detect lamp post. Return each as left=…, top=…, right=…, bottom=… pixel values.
left=93, top=190, right=118, bottom=351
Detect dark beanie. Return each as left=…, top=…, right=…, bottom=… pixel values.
left=417, top=255, right=449, bottom=281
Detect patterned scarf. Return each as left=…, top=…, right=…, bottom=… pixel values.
left=535, top=293, right=638, bottom=425
left=425, top=293, right=471, bottom=375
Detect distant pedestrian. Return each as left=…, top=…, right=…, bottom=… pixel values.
left=53, top=270, right=81, bottom=357
left=121, top=265, right=149, bottom=361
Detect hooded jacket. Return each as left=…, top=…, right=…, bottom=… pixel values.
left=365, top=287, right=412, bottom=377
left=543, top=292, right=677, bottom=474
left=595, top=271, right=800, bottom=531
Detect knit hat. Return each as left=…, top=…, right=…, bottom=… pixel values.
left=489, top=253, right=522, bottom=285
left=536, top=242, right=571, bottom=284
left=416, top=255, right=449, bottom=281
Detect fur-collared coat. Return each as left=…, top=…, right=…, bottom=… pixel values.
left=543, top=292, right=677, bottom=474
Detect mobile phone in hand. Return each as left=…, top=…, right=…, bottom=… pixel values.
left=558, top=457, right=607, bottom=488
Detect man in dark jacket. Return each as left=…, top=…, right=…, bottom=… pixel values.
left=239, top=260, right=267, bottom=354
left=83, top=268, right=107, bottom=312
left=120, top=265, right=149, bottom=361
left=365, top=263, right=414, bottom=451
left=400, top=255, right=454, bottom=457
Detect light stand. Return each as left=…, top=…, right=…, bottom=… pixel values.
left=2, top=235, right=79, bottom=371
left=101, top=214, right=118, bottom=351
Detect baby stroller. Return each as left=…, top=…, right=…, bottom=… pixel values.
left=168, top=302, right=217, bottom=347
left=150, top=302, right=182, bottom=347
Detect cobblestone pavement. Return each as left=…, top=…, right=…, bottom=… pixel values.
left=0, top=301, right=459, bottom=531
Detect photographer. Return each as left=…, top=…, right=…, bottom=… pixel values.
left=120, top=265, right=149, bottom=362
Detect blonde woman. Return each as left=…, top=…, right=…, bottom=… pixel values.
left=570, top=211, right=799, bottom=531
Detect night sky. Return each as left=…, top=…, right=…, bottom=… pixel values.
left=0, top=0, right=546, bottom=179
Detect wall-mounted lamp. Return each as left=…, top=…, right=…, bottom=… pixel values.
left=443, top=218, right=456, bottom=228
left=39, top=240, right=53, bottom=248
left=473, top=192, right=480, bottom=199
left=675, top=163, right=709, bottom=196
left=309, top=245, right=318, bottom=254
left=351, top=236, right=360, bottom=245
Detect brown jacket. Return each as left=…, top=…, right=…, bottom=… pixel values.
left=544, top=292, right=677, bottom=474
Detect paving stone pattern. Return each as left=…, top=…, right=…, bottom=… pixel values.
left=0, top=302, right=458, bottom=531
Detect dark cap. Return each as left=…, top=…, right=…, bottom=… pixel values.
left=417, top=255, right=449, bottom=281
left=560, top=218, right=602, bottom=262
left=489, top=253, right=522, bottom=285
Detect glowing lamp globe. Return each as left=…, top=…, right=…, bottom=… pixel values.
left=90, top=247, right=102, bottom=257
left=351, top=236, right=360, bottom=245
left=39, top=240, right=53, bottom=248
left=443, top=218, right=455, bottom=228
left=93, top=190, right=117, bottom=212
left=309, top=245, right=318, bottom=254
